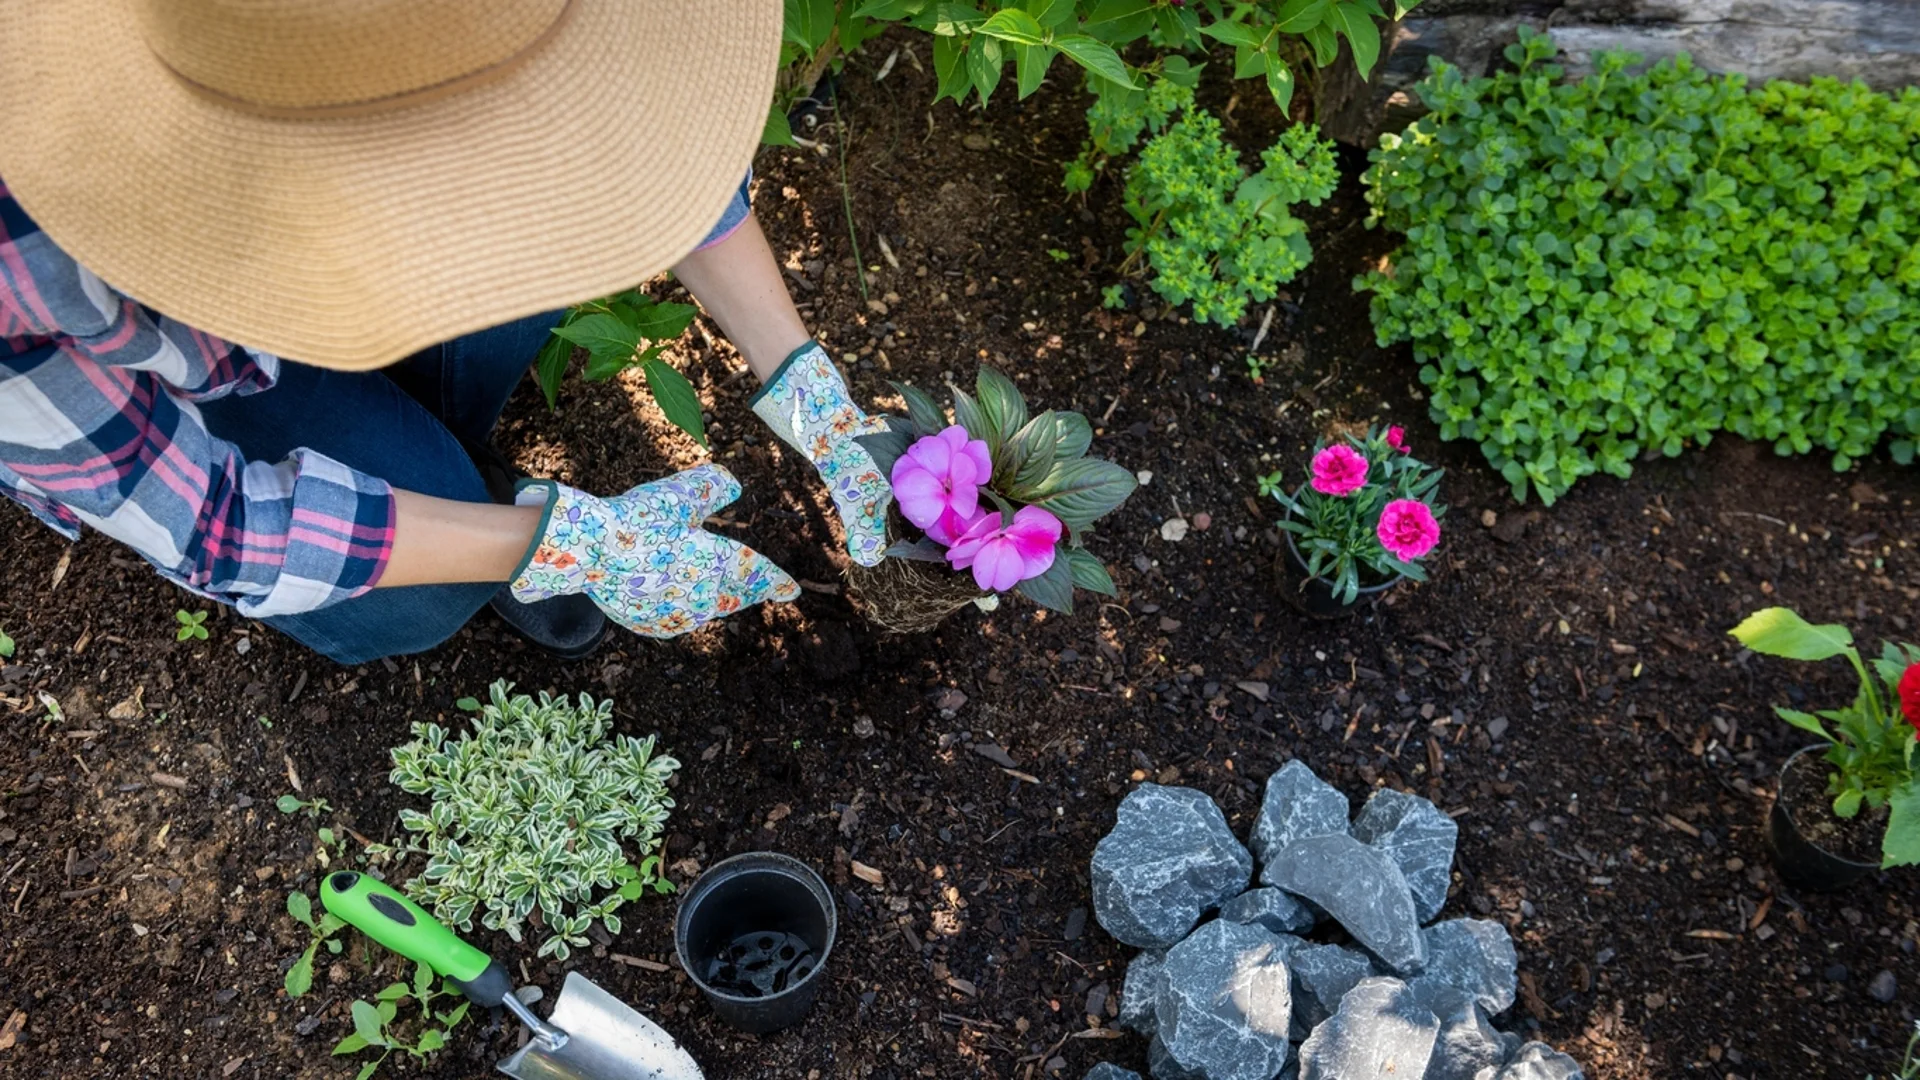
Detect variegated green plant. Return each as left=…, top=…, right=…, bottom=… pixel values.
left=387, top=682, right=679, bottom=960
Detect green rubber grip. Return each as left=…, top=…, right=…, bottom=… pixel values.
left=319, top=871, right=491, bottom=983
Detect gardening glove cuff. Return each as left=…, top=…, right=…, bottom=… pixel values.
left=749, top=342, right=893, bottom=567
left=508, top=466, right=800, bottom=639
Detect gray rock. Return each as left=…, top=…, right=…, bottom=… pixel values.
left=1219, top=887, right=1317, bottom=935
left=1282, top=941, right=1378, bottom=1037
left=1297, top=976, right=1440, bottom=1080
left=1485, top=1042, right=1584, bottom=1080
left=1153, top=919, right=1294, bottom=1080
left=1148, top=1034, right=1203, bottom=1080
left=1424, top=1005, right=1520, bottom=1080
left=1406, top=919, right=1517, bottom=1018
left=1262, top=834, right=1427, bottom=973
left=1870, top=969, right=1898, bottom=1003
left=1086, top=1065, right=1144, bottom=1080
left=1351, top=788, right=1459, bottom=924
left=1118, top=949, right=1167, bottom=1035
left=1251, top=760, right=1351, bottom=865
left=1092, top=784, right=1254, bottom=948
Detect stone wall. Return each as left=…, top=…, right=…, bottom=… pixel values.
left=1319, top=0, right=1920, bottom=142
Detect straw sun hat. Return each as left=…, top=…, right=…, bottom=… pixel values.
left=0, top=0, right=782, bottom=370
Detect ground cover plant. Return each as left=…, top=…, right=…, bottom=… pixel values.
left=1360, top=28, right=1920, bottom=504
left=857, top=367, right=1135, bottom=613
left=1731, top=607, right=1920, bottom=867
left=1260, top=424, right=1443, bottom=602
left=386, top=681, right=680, bottom=960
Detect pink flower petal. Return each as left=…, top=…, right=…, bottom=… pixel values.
left=970, top=537, right=1025, bottom=591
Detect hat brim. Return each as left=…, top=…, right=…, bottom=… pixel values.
left=0, top=1, right=781, bottom=370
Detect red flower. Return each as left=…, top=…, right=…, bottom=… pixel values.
left=1901, top=661, right=1920, bottom=732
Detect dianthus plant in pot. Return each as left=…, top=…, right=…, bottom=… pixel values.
left=1730, top=607, right=1920, bottom=888
left=849, top=368, right=1137, bottom=634
left=1258, top=425, right=1444, bottom=617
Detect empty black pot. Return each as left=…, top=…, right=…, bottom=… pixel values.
left=675, top=852, right=836, bottom=1034
left=1767, top=744, right=1878, bottom=892
left=1278, top=530, right=1399, bottom=619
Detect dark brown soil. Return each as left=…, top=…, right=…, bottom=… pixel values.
left=5, top=32, right=1920, bottom=1080
left=1778, top=749, right=1887, bottom=868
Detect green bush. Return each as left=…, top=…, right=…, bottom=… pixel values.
left=1359, top=28, right=1920, bottom=503
left=387, top=682, right=679, bottom=960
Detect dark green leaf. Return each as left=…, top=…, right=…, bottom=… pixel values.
left=932, top=34, right=971, bottom=102
left=854, top=421, right=914, bottom=478
left=1333, top=1, right=1381, bottom=80
left=1025, top=0, right=1075, bottom=28
left=1063, top=547, right=1117, bottom=596
left=975, top=367, right=1030, bottom=449
left=626, top=299, right=699, bottom=343
left=1198, top=20, right=1263, bottom=48
left=639, top=356, right=709, bottom=449
left=1078, top=0, right=1153, bottom=41
left=1885, top=781, right=1920, bottom=868
left=1025, top=459, right=1138, bottom=529
left=965, top=34, right=1004, bottom=105
left=454, top=696, right=480, bottom=712
left=332, top=1032, right=369, bottom=1057
left=1264, top=52, right=1295, bottom=112
left=355, top=1061, right=380, bottom=1080
left=1015, top=552, right=1075, bottom=613
left=533, top=333, right=573, bottom=410
left=1774, top=707, right=1834, bottom=741
left=885, top=538, right=951, bottom=562
left=1053, top=34, right=1136, bottom=88
left=951, top=388, right=991, bottom=448
left=784, top=0, right=837, bottom=51
left=1007, top=411, right=1062, bottom=491
left=889, top=381, right=948, bottom=436
left=1052, top=412, right=1093, bottom=460
left=981, top=486, right=1018, bottom=527
left=1013, top=43, right=1056, bottom=98
left=1833, top=787, right=1864, bottom=819
left=1302, top=20, right=1339, bottom=65
left=1273, top=0, right=1330, bottom=32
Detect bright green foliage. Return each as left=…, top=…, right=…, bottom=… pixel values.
left=0, top=628, right=13, bottom=659
left=1120, top=79, right=1337, bottom=324
left=330, top=962, right=472, bottom=1080
left=534, top=290, right=706, bottom=447
left=1361, top=29, right=1920, bottom=503
left=387, top=682, right=680, bottom=961
left=1730, top=607, right=1920, bottom=868
left=174, top=609, right=208, bottom=642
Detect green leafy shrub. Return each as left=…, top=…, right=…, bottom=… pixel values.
left=533, top=290, right=707, bottom=447
left=387, top=682, right=680, bottom=960
left=1095, top=70, right=1336, bottom=324
left=1360, top=28, right=1920, bottom=503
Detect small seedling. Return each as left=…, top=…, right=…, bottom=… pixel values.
left=174, top=609, right=209, bottom=642
left=613, top=855, right=675, bottom=900
left=283, top=889, right=348, bottom=999
left=1255, top=469, right=1286, bottom=498
left=1046, top=248, right=1071, bottom=262
left=332, top=961, right=472, bottom=1080
left=257, top=715, right=273, bottom=730
left=1244, top=354, right=1269, bottom=383
left=1101, top=284, right=1127, bottom=309
left=277, top=793, right=334, bottom=818
left=0, top=628, right=14, bottom=659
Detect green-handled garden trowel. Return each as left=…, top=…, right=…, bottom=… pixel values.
left=320, top=870, right=703, bottom=1080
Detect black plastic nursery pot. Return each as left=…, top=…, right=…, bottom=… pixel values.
left=674, top=852, right=837, bottom=1034
left=1767, top=744, right=1879, bottom=892
left=1277, top=530, right=1400, bottom=619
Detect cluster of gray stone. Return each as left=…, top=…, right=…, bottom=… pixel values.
left=1083, top=763, right=1584, bottom=1080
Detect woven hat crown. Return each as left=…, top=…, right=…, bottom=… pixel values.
left=136, top=0, right=569, bottom=111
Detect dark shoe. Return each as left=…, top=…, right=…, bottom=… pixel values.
left=488, top=587, right=608, bottom=661
left=463, top=438, right=609, bottom=661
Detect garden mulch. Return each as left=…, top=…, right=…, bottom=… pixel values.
left=3, top=35, right=1918, bottom=1080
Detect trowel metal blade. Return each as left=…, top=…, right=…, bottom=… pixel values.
left=497, top=972, right=704, bottom=1080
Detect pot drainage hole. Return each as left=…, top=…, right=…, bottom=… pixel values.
left=706, top=931, right=816, bottom=997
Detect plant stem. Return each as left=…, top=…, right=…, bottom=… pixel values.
left=838, top=115, right=869, bottom=303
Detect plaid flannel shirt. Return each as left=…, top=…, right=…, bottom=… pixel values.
left=0, top=180, right=394, bottom=616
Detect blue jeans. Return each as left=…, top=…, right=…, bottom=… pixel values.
left=197, top=312, right=563, bottom=665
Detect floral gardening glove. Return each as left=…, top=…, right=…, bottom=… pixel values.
left=749, top=342, right=893, bottom=567
left=508, top=465, right=799, bottom=638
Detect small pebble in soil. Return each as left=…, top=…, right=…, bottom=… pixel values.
left=1153, top=919, right=1294, bottom=1080
left=1349, top=787, right=1459, bottom=925
left=1296, top=976, right=1439, bottom=1080
left=1251, top=760, right=1351, bottom=865
left=1262, top=833, right=1427, bottom=974
left=1823, top=963, right=1850, bottom=984
left=1868, top=970, right=1896, bottom=1002
left=1091, top=783, right=1252, bottom=948
left=1083, top=1065, right=1142, bottom=1080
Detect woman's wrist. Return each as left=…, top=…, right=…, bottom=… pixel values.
left=376, top=489, right=545, bottom=589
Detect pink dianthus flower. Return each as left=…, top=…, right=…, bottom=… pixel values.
left=1377, top=499, right=1441, bottom=561
left=1310, top=444, right=1369, bottom=496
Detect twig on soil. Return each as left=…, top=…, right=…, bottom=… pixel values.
left=10, top=879, right=27, bottom=914
left=837, top=117, right=868, bottom=303
left=1248, top=305, right=1276, bottom=355
left=1101, top=394, right=1123, bottom=424
left=286, top=669, right=308, bottom=704
left=938, top=1013, right=1002, bottom=1030
left=1724, top=510, right=1789, bottom=528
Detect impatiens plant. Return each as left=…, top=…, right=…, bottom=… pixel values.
left=856, top=368, right=1136, bottom=613
left=1730, top=608, right=1920, bottom=867
left=1259, top=424, right=1445, bottom=603
left=386, top=681, right=680, bottom=960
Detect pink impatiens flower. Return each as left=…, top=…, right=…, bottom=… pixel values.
left=1377, top=498, right=1441, bottom=561
left=1310, top=444, right=1369, bottom=496
left=892, top=425, right=993, bottom=545
left=946, top=506, right=1063, bottom=591
left=1386, top=426, right=1409, bottom=453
